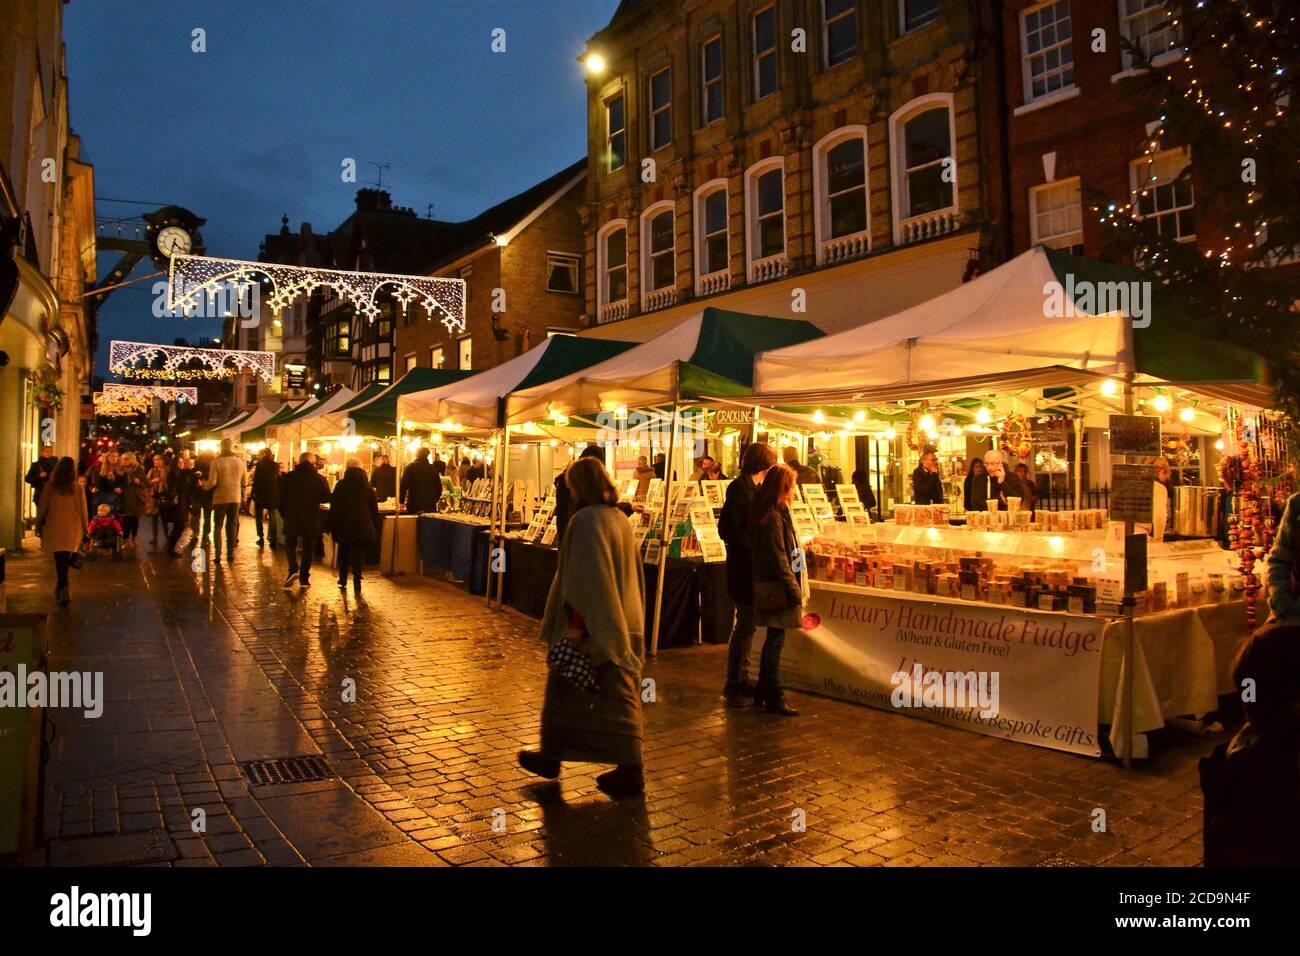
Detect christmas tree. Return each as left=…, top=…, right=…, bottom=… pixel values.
left=1096, top=0, right=1300, bottom=444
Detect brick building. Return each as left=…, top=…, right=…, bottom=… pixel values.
left=393, top=160, right=587, bottom=375
left=576, top=0, right=1008, bottom=342
left=1002, top=0, right=1190, bottom=259
left=256, top=216, right=331, bottom=404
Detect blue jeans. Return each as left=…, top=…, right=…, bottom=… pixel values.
left=724, top=601, right=756, bottom=690
left=212, top=503, right=238, bottom=558
left=756, top=627, right=786, bottom=702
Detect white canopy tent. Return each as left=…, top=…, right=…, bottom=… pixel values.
left=754, top=247, right=1138, bottom=393
left=274, top=386, right=356, bottom=445
left=222, top=404, right=278, bottom=443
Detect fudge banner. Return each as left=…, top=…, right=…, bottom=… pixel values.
left=779, top=584, right=1105, bottom=755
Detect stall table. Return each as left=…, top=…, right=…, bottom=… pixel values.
left=503, top=537, right=733, bottom=649
left=417, top=514, right=491, bottom=595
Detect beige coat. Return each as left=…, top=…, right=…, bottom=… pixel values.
left=37, top=485, right=88, bottom=553
left=540, top=503, right=645, bottom=673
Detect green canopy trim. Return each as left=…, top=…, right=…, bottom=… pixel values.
left=1043, top=247, right=1268, bottom=384
left=686, top=307, right=824, bottom=391
left=514, top=335, right=635, bottom=392
left=241, top=400, right=308, bottom=442
left=351, top=367, right=476, bottom=435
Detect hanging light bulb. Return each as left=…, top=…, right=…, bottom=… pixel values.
left=976, top=406, right=991, bottom=424
left=883, top=428, right=897, bottom=441
left=1178, top=406, right=1195, bottom=423
left=1214, top=439, right=1225, bottom=451
left=918, top=414, right=936, bottom=432
left=813, top=409, right=825, bottom=424
left=1152, top=394, right=1171, bottom=412
left=1100, top=379, right=1118, bottom=396
left=852, top=410, right=866, bottom=423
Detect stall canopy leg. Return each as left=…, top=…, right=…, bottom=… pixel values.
left=486, top=428, right=502, bottom=608
left=495, top=423, right=512, bottom=607
left=649, top=396, right=681, bottom=656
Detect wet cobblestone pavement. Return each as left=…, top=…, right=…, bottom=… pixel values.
left=10, top=519, right=1214, bottom=866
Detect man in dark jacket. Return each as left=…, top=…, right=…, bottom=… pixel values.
left=911, top=448, right=946, bottom=505
left=719, top=442, right=777, bottom=706
left=400, top=447, right=441, bottom=513
left=554, top=445, right=606, bottom=543
left=251, top=448, right=280, bottom=547
left=370, top=455, right=397, bottom=502
left=331, top=459, right=380, bottom=596
left=280, top=452, right=332, bottom=589
left=163, top=456, right=197, bottom=557
left=24, top=446, right=56, bottom=506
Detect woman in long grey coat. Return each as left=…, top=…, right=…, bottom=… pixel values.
left=36, top=457, right=87, bottom=607
left=748, top=462, right=807, bottom=716
left=518, top=456, right=647, bottom=798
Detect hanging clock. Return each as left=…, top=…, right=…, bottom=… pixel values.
left=144, top=206, right=206, bottom=269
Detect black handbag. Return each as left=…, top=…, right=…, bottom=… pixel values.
left=547, top=637, right=600, bottom=693
left=753, top=580, right=790, bottom=613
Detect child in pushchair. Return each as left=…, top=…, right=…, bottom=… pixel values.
left=86, top=503, right=124, bottom=560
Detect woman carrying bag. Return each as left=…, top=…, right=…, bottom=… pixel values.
left=748, top=462, right=807, bottom=716
left=517, top=456, right=647, bottom=799
left=36, top=457, right=87, bottom=608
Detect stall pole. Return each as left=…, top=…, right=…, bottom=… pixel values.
left=649, top=391, right=682, bottom=656
left=390, top=419, right=404, bottom=575
left=750, top=404, right=760, bottom=445
left=495, top=423, right=512, bottom=606
left=485, top=427, right=502, bottom=608
left=1073, top=414, right=1084, bottom=510
left=1121, top=374, right=1136, bottom=769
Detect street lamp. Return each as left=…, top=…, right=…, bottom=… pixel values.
left=583, top=51, right=607, bottom=75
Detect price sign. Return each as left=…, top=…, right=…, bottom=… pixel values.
left=1110, top=463, right=1156, bottom=523
left=1109, top=415, right=1161, bottom=456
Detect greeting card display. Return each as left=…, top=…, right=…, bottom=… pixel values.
left=701, top=480, right=726, bottom=509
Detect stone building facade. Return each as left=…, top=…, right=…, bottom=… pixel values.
left=579, top=0, right=1007, bottom=341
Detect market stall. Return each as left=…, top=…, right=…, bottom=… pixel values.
left=504, top=307, right=825, bottom=652
left=736, top=246, right=1284, bottom=759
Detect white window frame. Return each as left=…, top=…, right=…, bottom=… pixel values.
left=596, top=218, right=630, bottom=316
left=693, top=178, right=730, bottom=295
left=1119, top=0, right=1182, bottom=70
left=701, top=34, right=724, bottom=126
left=899, top=0, right=941, bottom=37
left=888, top=92, right=959, bottom=245
left=648, top=66, right=672, bottom=152
left=744, top=157, right=787, bottom=282
left=606, top=91, right=627, bottom=172
left=1130, top=146, right=1195, bottom=243
left=812, top=125, right=871, bottom=265
left=752, top=5, right=778, bottom=102
left=639, top=200, right=677, bottom=311
left=545, top=251, right=581, bottom=294
left=1020, top=0, right=1076, bottom=104
left=458, top=335, right=472, bottom=371
left=822, top=0, right=859, bottom=69
left=1029, top=177, right=1084, bottom=252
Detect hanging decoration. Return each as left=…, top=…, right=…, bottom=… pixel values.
left=102, top=383, right=198, bottom=405
left=166, top=253, right=466, bottom=333
left=1223, top=415, right=1277, bottom=630
left=999, top=414, right=1033, bottom=461
left=93, top=391, right=149, bottom=417
left=109, top=340, right=276, bottom=383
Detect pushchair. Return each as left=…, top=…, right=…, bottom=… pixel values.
left=84, top=505, right=125, bottom=562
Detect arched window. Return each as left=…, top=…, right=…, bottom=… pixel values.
left=640, top=201, right=677, bottom=312
left=596, top=219, right=629, bottom=323
left=812, top=126, right=870, bottom=264
left=889, top=94, right=958, bottom=244
left=744, top=158, right=787, bottom=283
left=693, top=179, right=730, bottom=296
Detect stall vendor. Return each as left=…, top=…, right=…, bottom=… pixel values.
left=982, top=450, right=1025, bottom=509
left=911, top=449, right=945, bottom=505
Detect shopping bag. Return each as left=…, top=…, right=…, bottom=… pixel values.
left=546, top=637, right=600, bottom=693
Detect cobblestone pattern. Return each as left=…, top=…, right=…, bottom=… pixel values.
left=11, top=519, right=1211, bottom=866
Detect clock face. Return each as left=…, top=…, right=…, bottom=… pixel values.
left=156, top=226, right=192, bottom=258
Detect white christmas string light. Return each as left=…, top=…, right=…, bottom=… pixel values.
left=102, top=383, right=199, bottom=405
left=109, top=340, right=277, bottom=382
left=166, top=253, right=466, bottom=333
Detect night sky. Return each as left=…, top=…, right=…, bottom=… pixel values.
left=64, top=0, right=621, bottom=375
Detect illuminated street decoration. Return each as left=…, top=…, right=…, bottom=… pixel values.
left=104, top=383, right=198, bottom=404
left=166, top=253, right=466, bottom=332
left=110, top=339, right=276, bottom=382
left=93, top=391, right=149, bottom=416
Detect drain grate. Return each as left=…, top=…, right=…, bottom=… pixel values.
left=1035, top=853, right=1084, bottom=867
left=240, top=755, right=335, bottom=787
